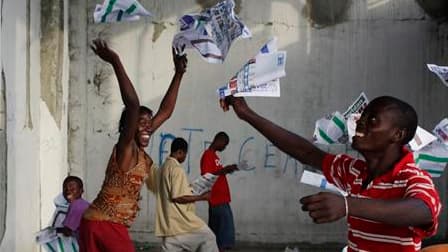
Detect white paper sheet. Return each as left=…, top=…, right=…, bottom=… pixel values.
left=343, top=92, right=369, bottom=119
left=409, top=126, right=437, bottom=151
left=172, top=0, right=251, bottom=63
left=94, top=0, right=151, bottom=23
left=427, top=64, right=448, bottom=87
left=191, top=173, right=218, bottom=195
left=300, top=170, right=347, bottom=196
left=217, top=37, right=286, bottom=98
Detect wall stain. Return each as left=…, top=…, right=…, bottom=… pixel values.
left=25, top=0, right=33, bottom=129
left=302, top=0, right=351, bottom=28
left=0, top=66, right=7, bottom=244
left=41, top=0, right=64, bottom=128
left=93, top=65, right=111, bottom=94
left=152, top=21, right=167, bottom=42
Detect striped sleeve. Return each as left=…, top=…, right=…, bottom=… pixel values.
left=404, top=168, right=441, bottom=237
left=322, top=154, right=356, bottom=191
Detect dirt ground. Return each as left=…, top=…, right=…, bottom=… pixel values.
left=134, top=242, right=345, bottom=252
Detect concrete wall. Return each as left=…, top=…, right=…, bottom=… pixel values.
left=67, top=0, right=448, bottom=245
left=0, top=0, right=70, bottom=251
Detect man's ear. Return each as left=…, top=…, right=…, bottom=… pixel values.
left=393, top=128, right=407, bottom=143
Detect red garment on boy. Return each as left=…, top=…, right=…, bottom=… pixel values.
left=323, top=149, right=441, bottom=252
left=200, top=149, right=230, bottom=206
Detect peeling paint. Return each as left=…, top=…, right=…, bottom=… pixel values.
left=41, top=0, right=65, bottom=128
left=152, top=21, right=166, bottom=42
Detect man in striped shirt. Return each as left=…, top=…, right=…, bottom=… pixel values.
left=221, top=95, right=441, bottom=252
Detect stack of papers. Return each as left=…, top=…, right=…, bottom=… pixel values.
left=191, top=173, right=218, bottom=195
left=172, top=0, right=251, bottom=63
left=218, top=37, right=286, bottom=97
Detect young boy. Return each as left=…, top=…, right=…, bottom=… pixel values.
left=36, top=176, right=89, bottom=252
left=222, top=95, right=441, bottom=252
left=200, top=132, right=238, bottom=252
left=58, top=176, right=90, bottom=238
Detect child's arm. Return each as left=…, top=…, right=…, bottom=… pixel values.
left=56, top=227, right=73, bottom=236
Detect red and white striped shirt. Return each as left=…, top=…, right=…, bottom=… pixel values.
left=323, top=149, right=441, bottom=252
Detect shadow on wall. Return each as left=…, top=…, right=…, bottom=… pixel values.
left=416, top=0, right=448, bottom=20
left=302, top=0, right=351, bottom=28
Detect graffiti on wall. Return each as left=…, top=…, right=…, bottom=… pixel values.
left=145, top=127, right=361, bottom=176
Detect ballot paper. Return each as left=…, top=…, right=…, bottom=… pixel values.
left=312, top=93, right=369, bottom=145
left=409, top=126, right=437, bottom=151
left=414, top=141, right=448, bottom=177
left=172, top=0, right=251, bottom=63
left=300, top=170, right=347, bottom=196
left=313, top=111, right=346, bottom=144
left=191, top=173, right=218, bottom=195
left=217, top=38, right=286, bottom=98
left=94, top=0, right=151, bottom=23
left=35, top=227, right=58, bottom=245
left=433, top=118, right=448, bottom=147
left=35, top=193, right=79, bottom=251
left=427, top=64, right=448, bottom=87
left=346, top=113, right=361, bottom=144
left=343, top=92, right=369, bottom=119
left=233, top=37, right=281, bottom=97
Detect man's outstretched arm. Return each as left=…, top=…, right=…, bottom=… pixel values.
left=224, top=96, right=327, bottom=169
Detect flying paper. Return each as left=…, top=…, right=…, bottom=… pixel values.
left=173, top=0, right=251, bottom=63
left=427, top=64, right=448, bottom=87
left=218, top=37, right=286, bottom=97
left=94, top=0, right=151, bottom=23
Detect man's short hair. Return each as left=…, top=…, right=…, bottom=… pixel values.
left=372, top=96, right=418, bottom=145
left=63, top=176, right=84, bottom=189
left=171, top=137, right=188, bottom=153
left=214, top=131, right=229, bottom=142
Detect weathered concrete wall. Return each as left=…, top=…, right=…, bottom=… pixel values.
left=41, top=0, right=65, bottom=128
left=0, top=0, right=71, bottom=251
left=68, top=0, right=448, bottom=244
left=0, top=0, right=41, bottom=250
left=39, top=0, right=71, bottom=231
